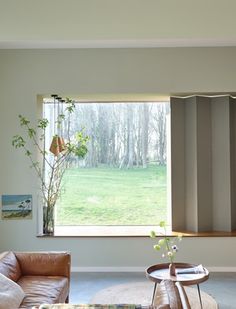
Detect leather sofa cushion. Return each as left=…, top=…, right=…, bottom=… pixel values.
left=0, top=251, right=22, bottom=282
left=18, top=275, right=69, bottom=309
left=154, top=280, right=182, bottom=309
left=15, top=252, right=70, bottom=277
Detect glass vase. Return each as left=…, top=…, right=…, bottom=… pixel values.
left=43, top=205, right=55, bottom=235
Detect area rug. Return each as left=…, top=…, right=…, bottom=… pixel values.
left=37, top=304, right=148, bottom=309
left=90, top=281, right=218, bottom=309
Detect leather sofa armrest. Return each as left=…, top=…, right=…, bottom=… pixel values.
left=14, top=251, right=71, bottom=278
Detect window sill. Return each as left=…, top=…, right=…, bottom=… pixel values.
left=36, top=225, right=236, bottom=237
left=40, top=225, right=158, bottom=237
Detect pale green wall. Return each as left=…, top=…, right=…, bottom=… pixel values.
left=1, top=47, right=236, bottom=268
left=0, top=0, right=236, bottom=42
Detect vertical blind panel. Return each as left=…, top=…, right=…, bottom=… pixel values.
left=171, top=95, right=236, bottom=232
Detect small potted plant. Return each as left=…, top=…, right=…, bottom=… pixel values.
left=150, top=221, right=182, bottom=276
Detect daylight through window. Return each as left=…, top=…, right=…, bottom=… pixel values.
left=43, top=101, right=170, bottom=230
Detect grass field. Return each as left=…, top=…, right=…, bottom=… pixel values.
left=56, top=164, right=167, bottom=225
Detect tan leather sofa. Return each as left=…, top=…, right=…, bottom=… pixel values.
left=0, top=251, right=71, bottom=309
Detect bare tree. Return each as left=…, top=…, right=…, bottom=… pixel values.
left=127, top=104, right=134, bottom=168
left=67, top=102, right=168, bottom=169
left=152, top=104, right=167, bottom=165
left=141, top=103, right=149, bottom=168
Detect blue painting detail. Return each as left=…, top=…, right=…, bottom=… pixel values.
left=2, top=195, right=32, bottom=219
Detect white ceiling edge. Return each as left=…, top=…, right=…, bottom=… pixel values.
left=1, top=38, right=236, bottom=49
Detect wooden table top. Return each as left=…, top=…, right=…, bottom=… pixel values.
left=146, top=262, right=209, bottom=286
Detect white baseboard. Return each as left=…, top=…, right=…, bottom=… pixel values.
left=72, top=267, right=145, bottom=272
left=72, top=266, right=236, bottom=273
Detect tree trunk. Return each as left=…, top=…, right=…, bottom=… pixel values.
left=127, top=105, right=134, bottom=168
left=141, top=104, right=149, bottom=168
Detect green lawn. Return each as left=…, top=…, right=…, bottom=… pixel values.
left=56, top=164, right=167, bottom=225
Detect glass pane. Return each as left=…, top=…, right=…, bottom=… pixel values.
left=44, top=101, right=170, bottom=226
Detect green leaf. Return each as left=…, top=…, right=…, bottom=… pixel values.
left=25, top=150, right=32, bottom=156
left=12, top=135, right=26, bottom=148
left=28, top=128, right=36, bottom=138
left=38, top=118, right=49, bottom=129
left=19, top=115, right=30, bottom=126
left=154, top=244, right=161, bottom=251
left=65, top=101, right=76, bottom=114
left=40, top=150, right=48, bottom=156
left=76, top=130, right=89, bottom=143
left=65, top=97, right=72, bottom=104
left=159, top=221, right=166, bottom=228
left=30, top=162, right=39, bottom=169
left=158, top=238, right=165, bottom=246
left=150, top=230, right=156, bottom=238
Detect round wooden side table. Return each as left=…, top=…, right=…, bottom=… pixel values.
left=146, top=262, right=209, bottom=309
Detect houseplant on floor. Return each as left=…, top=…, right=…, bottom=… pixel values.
left=150, top=221, right=182, bottom=276
left=12, top=96, right=89, bottom=235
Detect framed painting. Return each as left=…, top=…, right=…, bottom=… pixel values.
left=1, top=195, right=32, bottom=220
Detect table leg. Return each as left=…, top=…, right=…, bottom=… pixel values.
left=152, top=282, right=157, bottom=305
left=197, top=284, right=203, bottom=309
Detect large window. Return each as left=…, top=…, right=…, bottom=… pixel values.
left=44, top=101, right=170, bottom=235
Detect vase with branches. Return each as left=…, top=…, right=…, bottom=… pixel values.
left=150, top=221, right=182, bottom=276
left=12, top=96, right=89, bottom=235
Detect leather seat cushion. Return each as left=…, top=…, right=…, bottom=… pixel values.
left=17, top=276, right=69, bottom=309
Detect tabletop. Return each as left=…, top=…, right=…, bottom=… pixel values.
left=146, top=262, right=209, bottom=286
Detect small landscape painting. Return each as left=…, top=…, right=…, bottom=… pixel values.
left=1, top=195, right=32, bottom=220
